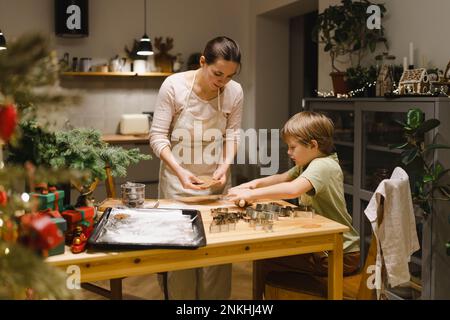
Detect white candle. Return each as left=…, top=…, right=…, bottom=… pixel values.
left=409, top=42, right=414, bottom=67
left=403, top=57, right=408, bottom=71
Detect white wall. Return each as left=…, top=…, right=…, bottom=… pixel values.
left=254, top=14, right=290, bottom=130
left=249, top=0, right=318, bottom=130
left=318, top=0, right=450, bottom=92
left=0, top=0, right=251, bottom=132
left=383, top=0, right=450, bottom=72
left=4, top=1, right=448, bottom=129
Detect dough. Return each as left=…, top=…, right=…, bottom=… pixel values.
left=195, top=176, right=221, bottom=189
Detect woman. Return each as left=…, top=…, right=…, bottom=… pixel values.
left=150, top=36, right=243, bottom=299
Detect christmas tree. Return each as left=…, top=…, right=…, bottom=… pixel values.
left=0, top=33, right=148, bottom=299
left=0, top=33, right=85, bottom=299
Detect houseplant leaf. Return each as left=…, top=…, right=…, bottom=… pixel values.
left=424, top=144, right=450, bottom=153
left=438, top=185, right=450, bottom=198
left=402, top=148, right=419, bottom=165
left=406, top=108, right=423, bottom=129
left=416, top=119, right=441, bottom=135
left=389, top=142, right=409, bottom=150
left=423, top=174, right=434, bottom=184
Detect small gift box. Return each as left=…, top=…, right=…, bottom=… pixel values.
left=47, top=217, right=67, bottom=256
left=31, top=187, right=65, bottom=212
left=61, top=206, right=95, bottom=243
left=37, top=208, right=62, bottom=219
left=36, top=209, right=67, bottom=256
left=20, top=214, right=64, bottom=253
left=61, top=206, right=94, bottom=225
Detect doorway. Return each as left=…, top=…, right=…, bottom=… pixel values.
left=289, top=11, right=318, bottom=117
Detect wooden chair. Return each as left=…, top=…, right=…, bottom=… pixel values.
left=264, top=236, right=378, bottom=300
left=104, top=162, right=116, bottom=198
left=264, top=199, right=385, bottom=300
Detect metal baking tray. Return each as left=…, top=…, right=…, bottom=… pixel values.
left=88, top=207, right=207, bottom=250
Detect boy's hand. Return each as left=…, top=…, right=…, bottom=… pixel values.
left=226, top=188, right=254, bottom=203
left=228, top=180, right=258, bottom=194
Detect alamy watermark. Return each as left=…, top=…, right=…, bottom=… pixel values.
left=171, top=121, right=281, bottom=175
left=66, top=265, right=81, bottom=290
left=366, top=5, right=381, bottom=30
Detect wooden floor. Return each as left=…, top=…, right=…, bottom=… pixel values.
left=76, top=261, right=253, bottom=300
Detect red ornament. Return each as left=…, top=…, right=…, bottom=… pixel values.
left=71, top=226, right=87, bottom=254
left=0, top=190, right=7, bottom=206
left=0, top=104, right=18, bottom=142
left=20, top=214, right=64, bottom=250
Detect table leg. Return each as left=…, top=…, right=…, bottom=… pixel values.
left=110, top=278, right=123, bottom=300
left=252, top=261, right=265, bottom=300
left=328, top=233, right=344, bottom=300
left=81, top=278, right=123, bottom=300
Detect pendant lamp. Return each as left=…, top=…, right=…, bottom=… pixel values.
left=137, top=0, right=153, bottom=56
left=0, top=30, right=7, bottom=50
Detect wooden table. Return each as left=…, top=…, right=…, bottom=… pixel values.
left=46, top=198, right=348, bottom=300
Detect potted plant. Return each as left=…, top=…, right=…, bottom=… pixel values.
left=313, top=0, right=388, bottom=94
left=346, top=65, right=377, bottom=97
left=390, top=108, right=450, bottom=215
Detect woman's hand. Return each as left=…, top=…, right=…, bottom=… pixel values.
left=212, top=166, right=228, bottom=189
left=177, top=168, right=204, bottom=190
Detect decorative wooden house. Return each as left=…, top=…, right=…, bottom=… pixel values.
left=398, top=68, right=429, bottom=94
left=376, top=65, right=393, bottom=96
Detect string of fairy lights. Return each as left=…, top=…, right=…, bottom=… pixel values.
left=316, top=80, right=450, bottom=98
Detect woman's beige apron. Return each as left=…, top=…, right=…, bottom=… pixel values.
left=158, top=70, right=232, bottom=300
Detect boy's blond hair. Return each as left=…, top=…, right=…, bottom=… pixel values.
left=281, top=111, right=335, bottom=155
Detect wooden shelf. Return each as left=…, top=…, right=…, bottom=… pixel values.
left=61, top=72, right=172, bottom=77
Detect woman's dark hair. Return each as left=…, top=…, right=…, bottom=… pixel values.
left=203, top=36, right=241, bottom=66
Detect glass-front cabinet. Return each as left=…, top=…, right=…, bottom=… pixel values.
left=362, top=111, right=404, bottom=192
left=305, top=97, right=450, bottom=300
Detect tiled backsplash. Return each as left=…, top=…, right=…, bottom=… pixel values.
left=37, top=78, right=164, bottom=133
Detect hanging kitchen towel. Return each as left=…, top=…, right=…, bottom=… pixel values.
left=364, top=167, right=420, bottom=294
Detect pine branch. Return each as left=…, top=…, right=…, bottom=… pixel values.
left=0, top=242, right=77, bottom=299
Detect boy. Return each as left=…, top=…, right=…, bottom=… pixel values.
left=227, top=111, right=360, bottom=299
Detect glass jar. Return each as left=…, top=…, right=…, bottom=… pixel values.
left=121, top=182, right=145, bottom=208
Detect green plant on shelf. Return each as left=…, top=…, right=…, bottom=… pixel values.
left=313, top=0, right=388, bottom=73
left=390, top=108, right=450, bottom=216
left=346, top=65, right=377, bottom=96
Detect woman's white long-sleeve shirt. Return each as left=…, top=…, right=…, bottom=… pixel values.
left=149, top=71, right=243, bottom=158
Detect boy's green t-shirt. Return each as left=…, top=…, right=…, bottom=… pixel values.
left=288, top=153, right=360, bottom=253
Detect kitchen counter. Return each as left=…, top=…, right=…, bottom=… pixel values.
left=102, top=134, right=149, bottom=144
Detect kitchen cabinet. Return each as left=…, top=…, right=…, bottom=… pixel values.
left=304, top=97, right=450, bottom=300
